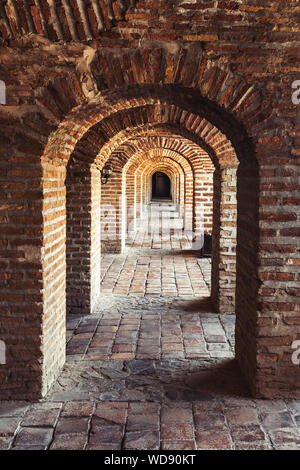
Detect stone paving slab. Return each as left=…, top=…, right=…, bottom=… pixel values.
left=66, top=303, right=233, bottom=362
left=101, top=204, right=211, bottom=297
left=0, top=396, right=299, bottom=450
left=101, top=254, right=211, bottom=297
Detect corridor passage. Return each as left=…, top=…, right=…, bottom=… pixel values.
left=101, top=202, right=211, bottom=297
left=0, top=203, right=299, bottom=450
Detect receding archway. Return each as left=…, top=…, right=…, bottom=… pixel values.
left=0, top=32, right=298, bottom=404
left=2, top=80, right=288, bottom=401
left=51, top=85, right=256, bottom=398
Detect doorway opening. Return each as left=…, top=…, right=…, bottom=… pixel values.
left=152, top=172, right=171, bottom=200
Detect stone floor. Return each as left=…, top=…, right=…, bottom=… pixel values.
left=101, top=201, right=211, bottom=297
left=0, top=202, right=299, bottom=450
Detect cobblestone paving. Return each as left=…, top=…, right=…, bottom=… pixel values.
left=65, top=300, right=234, bottom=362
left=101, top=202, right=211, bottom=297
left=101, top=255, right=211, bottom=297
left=0, top=203, right=299, bottom=450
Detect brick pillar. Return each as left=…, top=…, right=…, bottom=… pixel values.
left=126, top=172, right=136, bottom=236
left=211, top=167, right=237, bottom=314
left=236, top=160, right=300, bottom=398
left=193, top=172, right=213, bottom=250
left=0, top=161, right=50, bottom=400
left=174, top=174, right=179, bottom=206
left=147, top=175, right=151, bottom=203
left=184, top=173, right=193, bottom=232
left=66, top=165, right=101, bottom=314
left=101, top=172, right=124, bottom=253
left=235, top=160, right=260, bottom=395
left=136, top=173, right=142, bottom=219
left=90, top=167, right=101, bottom=311
left=42, top=163, right=66, bottom=394
left=203, top=175, right=213, bottom=234
left=142, top=174, right=147, bottom=215
left=178, top=173, right=183, bottom=214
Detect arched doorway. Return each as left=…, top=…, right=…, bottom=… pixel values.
left=152, top=172, right=171, bottom=200
left=2, top=64, right=297, bottom=401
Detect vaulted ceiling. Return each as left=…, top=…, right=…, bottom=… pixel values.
left=0, top=0, right=135, bottom=41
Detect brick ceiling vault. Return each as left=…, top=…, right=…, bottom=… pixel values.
left=0, top=0, right=136, bottom=41
left=147, top=168, right=177, bottom=180
left=145, top=166, right=178, bottom=183
left=96, top=124, right=218, bottom=171
left=135, top=157, right=183, bottom=179
left=100, top=134, right=210, bottom=175
left=42, top=69, right=258, bottom=170
left=124, top=149, right=193, bottom=176
left=1, top=32, right=274, bottom=177
left=1, top=0, right=296, bottom=46
left=66, top=99, right=236, bottom=174
left=0, top=36, right=265, bottom=175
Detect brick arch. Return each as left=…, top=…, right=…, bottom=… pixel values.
left=141, top=161, right=183, bottom=216
left=1, top=29, right=298, bottom=404
left=145, top=166, right=177, bottom=203
left=93, top=122, right=218, bottom=171
left=92, top=125, right=218, bottom=246
left=0, top=46, right=265, bottom=173
left=96, top=127, right=217, bottom=241
left=123, top=147, right=195, bottom=237
left=141, top=162, right=180, bottom=207
left=1, top=63, right=277, bottom=401
left=95, top=130, right=217, bottom=298
left=124, top=146, right=195, bottom=174
left=102, top=153, right=186, bottom=251
left=85, top=117, right=216, bottom=237
left=53, top=96, right=238, bottom=304
left=100, top=147, right=191, bottom=252
left=42, top=79, right=261, bottom=170
left=43, top=81, right=257, bottom=396
left=46, top=102, right=240, bottom=172
left=40, top=43, right=266, bottom=153
left=142, top=161, right=181, bottom=180
left=0, top=43, right=267, bottom=153
left=130, top=154, right=187, bottom=224
left=43, top=86, right=243, bottom=316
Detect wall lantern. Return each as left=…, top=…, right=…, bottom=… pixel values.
left=101, top=164, right=112, bottom=184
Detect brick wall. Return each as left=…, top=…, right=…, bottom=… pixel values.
left=42, top=162, right=66, bottom=397
left=66, top=165, right=101, bottom=314
left=0, top=0, right=299, bottom=399
left=101, top=173, right=124, bottom=253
